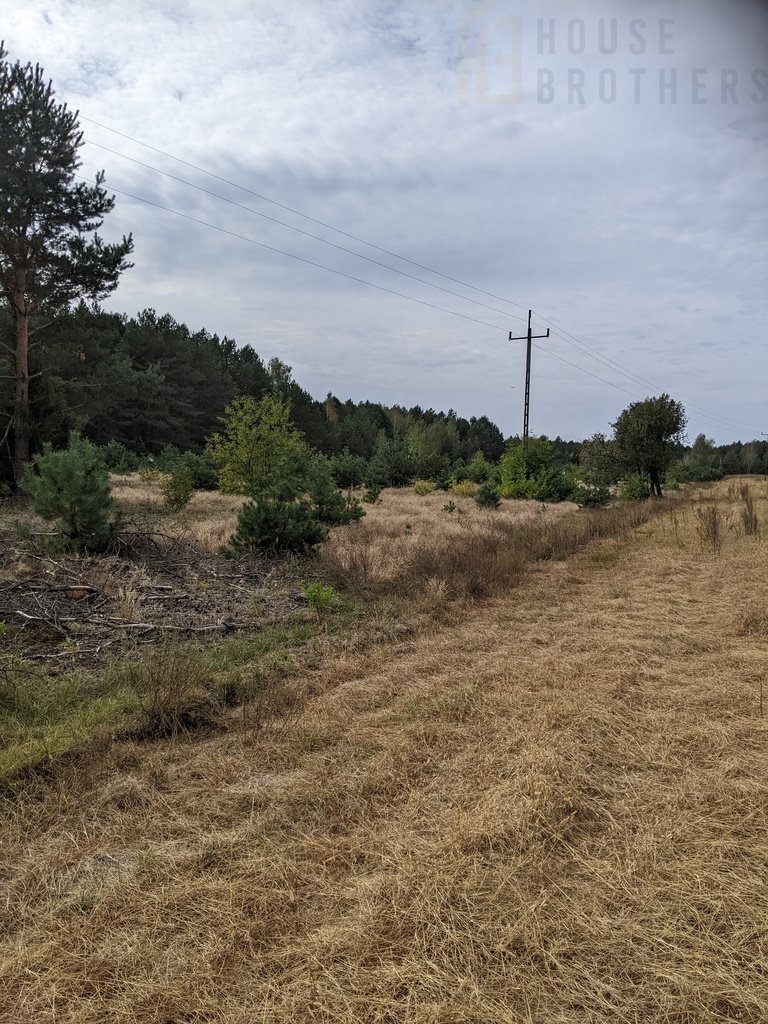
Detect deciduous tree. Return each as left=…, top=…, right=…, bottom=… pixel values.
left=612, top=395, right=686, bottom=497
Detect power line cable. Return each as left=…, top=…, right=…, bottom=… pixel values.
left=540, top=315, right=758, bottom=433
left=87, top=134, right=750, bottom=427
left=86, top=139, right=531, bottom=327
left=77, top=175, right=511, bottom=334
left=88, top=176, right=761, bottom=434
left=78, top=118, right=762, bottom=435
left=80, top=114, right=533, bottom=312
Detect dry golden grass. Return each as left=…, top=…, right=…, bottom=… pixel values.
left=1, top=479, right=767, bottom=1022
left=110, top=474, right=576, bottom=557
left=110, top=474, right=244, bottom=553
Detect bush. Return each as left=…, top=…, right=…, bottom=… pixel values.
left=159, top=464, right=194, bottom=512
left=531, top=466, right=573, bottom=503
left=138, top=462, right=160, bottom=483
left=619, top=473, right=650, bottom=501
left=100, top=439, right=140, bottom=474
left=180, top=451, right=219, bottom=490
left=363, top=482, right=382, bottom=504
left=213, top=401, right=365, bottom=556
left=330, top=449, right=368, bottom=489
left=25, top=433, right=121, bottom=551
left=154, top=444, right=182, bottom=473
left=299, top=581, right=338, bottom=617
left=367, top=434, right=415, bottom=488
left=451, top=480, right=476, bottom=498
left=463, top=451, right=494, bottom=484
left=571, top=484, right=611, bottom=508
left=413, top=480, right=435, bottom=496
left=305, top=454, right=364, bottom=526
left=475, top=481, right=501, bottom=508
left=666, top=459, right=723, bottom=484
left=223, top=494, right=328, bottom=557
left=208, top=395, right=308, bottom=495
left=116, top=648, right=222, bottom=738
left=497, top=438, right=571, bottom=501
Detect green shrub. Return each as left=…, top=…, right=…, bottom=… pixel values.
left=305, top=454, right=364, bottom=526
left=25, top=433, right=120, bottom=551
left=531, top=466, right=572, bottom=503
left=213, top=402, right=365, bottom=556
left=665, top=459, right=723, bottom=485
left=180, top=451, right=219, bottom=490
left=619, top=473, right=650, bottom=501
left=363, top=482, right=382, bottom=504
left=223, top=494, right=328, bottom=557
left=299, top=581, right=338, bottom=617
left=571, top=484, right=611, bottom=508
left=433, top=470, right=452, bottom=492
left=208, top=395, right=309, bottom=495
left=330, top=448, right=368, bottom=489
left=413, top=480, right=435, bottom=496
left=367, top=434, right=415, bottom=488
left=160, top=464, right=194, bottom=512
left=498, top=478, right=534, bottom=500
left=463, top=451, right=494, bottom=483
left=101, top=439, right=140, bottom=474
left=475, top=481, right=501, bottom=508
left=154, top=444, right=182, bottom=473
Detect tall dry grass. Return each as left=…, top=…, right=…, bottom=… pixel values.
left=320, top=493, right=664, bottom=598
left=110, top=474, right=243, bottom=552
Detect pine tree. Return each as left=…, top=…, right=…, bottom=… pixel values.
left=26, top=433, right=120, bottom=550
left=0, top=44, right=133, bottom=484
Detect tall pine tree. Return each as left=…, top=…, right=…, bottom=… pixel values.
left=0, top=43, right=133, bottom=483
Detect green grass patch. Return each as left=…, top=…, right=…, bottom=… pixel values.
left=0, top=600, right=363, bottom=784
left=0, top=664, right=134, bottom=780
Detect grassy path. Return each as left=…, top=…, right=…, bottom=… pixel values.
left=2, top=484, right=767, bottom=1022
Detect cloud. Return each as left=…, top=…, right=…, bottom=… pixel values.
left=3, top=0, right=766, bottom=442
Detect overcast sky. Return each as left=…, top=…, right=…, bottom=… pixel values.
left=5, top=0, right=767, bottom=442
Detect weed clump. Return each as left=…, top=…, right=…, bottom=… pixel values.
left=115, top=648, right=222, bottom=738
left=694, top=505, right=724, bottom=555
left=740, top=491, right=759, bottom=537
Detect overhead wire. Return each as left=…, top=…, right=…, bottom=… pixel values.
left=90, top=135, right=741, bottom=424
left=86, top=139, right=531, bottom=327
left=76, top=176, right=512, bottom=335
left=79, top=116, right=762, bottom=435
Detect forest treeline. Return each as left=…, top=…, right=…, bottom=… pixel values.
left=1, top=302, right=765, bottom=487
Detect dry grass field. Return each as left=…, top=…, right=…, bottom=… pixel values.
left=109, top=474, right=576, bottom=556
left=1, top=479, right=767, bottom=1022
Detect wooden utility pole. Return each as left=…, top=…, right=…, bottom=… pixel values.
left=509, top=310, right=550, bottom=451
